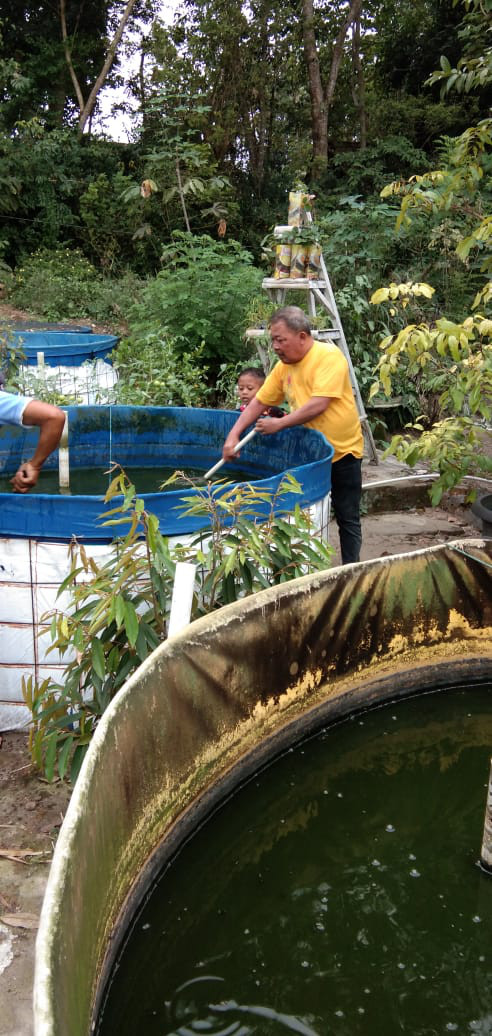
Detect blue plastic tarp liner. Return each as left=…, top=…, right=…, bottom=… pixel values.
left=0, top=406, right=334, bottom=542
left=5, top=331, right=118, bottom=367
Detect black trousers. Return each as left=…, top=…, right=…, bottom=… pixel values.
left=330, top=453, right=362, bottom=564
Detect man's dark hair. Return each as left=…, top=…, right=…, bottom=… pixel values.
left=237, top=367, right=265, bottom=381
left=269, top=306, right=311, bottom=334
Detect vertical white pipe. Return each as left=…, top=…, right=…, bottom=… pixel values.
left=58, top=414, right=70, bottom=490
left=480, top=758, right=492, bottom=873
left=167, top=562, right=196, bottom=638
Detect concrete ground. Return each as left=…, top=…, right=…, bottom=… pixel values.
left=0, top=450, right=488, bottom=1036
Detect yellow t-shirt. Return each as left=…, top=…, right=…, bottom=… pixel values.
left=256, top=340, right=363, bottom=462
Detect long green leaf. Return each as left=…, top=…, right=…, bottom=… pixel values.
left=124, top=600, right=139, bottom=647
left=91, top=638, right=106, bottom=680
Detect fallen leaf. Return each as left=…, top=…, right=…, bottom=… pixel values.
left=1, top=912, right=39, bottom=930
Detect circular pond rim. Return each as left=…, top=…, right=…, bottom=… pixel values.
left=471, top=494, right=492, bottom=533
left=92, top=654, right=492, bottom=1031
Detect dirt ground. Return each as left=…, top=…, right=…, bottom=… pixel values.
left=0, top=302, right=490, bottom=1035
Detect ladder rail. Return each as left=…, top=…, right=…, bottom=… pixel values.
left=253, top=217, right=379, bottom=463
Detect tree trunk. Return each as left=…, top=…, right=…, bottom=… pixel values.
left=301, top=0, right=363, bottom=175
left=351, top=10, right=367, bottom=148
left=60, top=0, right=138, bottom=136
left=301, top=0, right=327, bottom=174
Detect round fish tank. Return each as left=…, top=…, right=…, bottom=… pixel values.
left=6, top=330, right=117, bottom=366
left=2, top=322, right=92, bottom=332
left=0, top=406, right=333, bottom=729
left=0, top=405, right=333, bottom=540
left=33, top=540, right=492, bottom=1035
left=4, top=330, right=119, bottom=407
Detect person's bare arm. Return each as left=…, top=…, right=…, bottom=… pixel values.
left=11, top=401, right=65, bottom=493
left=222, top=397, right=266, bottom=461
left=256, top=396, right=330, bottom=435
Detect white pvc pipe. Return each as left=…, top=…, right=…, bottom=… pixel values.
left=362, top=473, right=492, bottom=491
left=167, top=562, right=196, bottom=638
left=58, top=414, right=70, bottom=490
left=204, top=427, right=257, bottom=480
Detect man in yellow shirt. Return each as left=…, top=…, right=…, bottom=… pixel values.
left=221, top=306, right=364, bottom=564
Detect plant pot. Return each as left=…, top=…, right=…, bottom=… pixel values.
left=274, top=242, right=291, bottom=279
left=290, top=241, right=308, bottom=278
left=471, top=493, right=492, bottom=536
left=288, top=191, right=307, bottom=226
left=306, top=242, right=322, bottom=279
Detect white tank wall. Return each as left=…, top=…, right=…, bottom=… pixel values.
left=0, top=538, right=111, bottom=730
left=0, top=498, right=331, bottom=731
left=17, top=359, right=117, bottom=405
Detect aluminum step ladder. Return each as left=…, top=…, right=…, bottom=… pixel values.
left=249, top=223, right=378, bottom=464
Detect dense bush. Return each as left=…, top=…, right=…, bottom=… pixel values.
left=9, top=247, right=145, bottom=324
left=112, top=330, right=209, bottom=406
left=127, top=232, right=262, bottom=374
left=79, top=171, right=162, bottom=274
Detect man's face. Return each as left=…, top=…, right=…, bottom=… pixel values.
left=270, top=320, right=309, bottom=364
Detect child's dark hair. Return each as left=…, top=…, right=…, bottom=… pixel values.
left=237, top=367, right=265, bottom=381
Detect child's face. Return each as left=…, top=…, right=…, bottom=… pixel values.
left=237, top=373, right=263, bottom=407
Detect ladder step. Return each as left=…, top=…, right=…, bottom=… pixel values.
left=245, top=326, right=340, bottom=339
left=262, top=277, right=327, bottom=289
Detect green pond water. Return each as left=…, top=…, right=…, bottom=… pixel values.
left=96, top=686, right=492, bottom=1036
left=0, top=465, right=256, bottom=495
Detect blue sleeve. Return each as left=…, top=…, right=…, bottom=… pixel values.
left=0, top=390, right=30, bottom=426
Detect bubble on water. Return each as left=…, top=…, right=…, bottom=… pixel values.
left=335, top=1010, right=345, bottom=1018
left=142, top=923, right=151, bottom=930
left=409, top=853, right=417, bottom=861
left=472, top=915, right=482, bottom=924
left=364, top=988, right=371, bottom=994
left=385, top=824, right=395, bottom=833
left=323, top=790, right=328, bottom=795
left=301, top=960, right=310, bottom=968
left=337, top=792, right=343, bottom=798
left=357, top=1007, right=366, bottom=1014
left=315, top=922, right=325, bottom=932
left=410, top=869, right=421, bottom=878
left=479, top=955, right=485, bottom=962
left=445, top=1023, right=458, bottom=1031
left=397, top=962, right=405, bottom=970
left=372, top=859, right=381, bottom=867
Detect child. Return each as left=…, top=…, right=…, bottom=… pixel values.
left=237, top=367, right=285, bottom=417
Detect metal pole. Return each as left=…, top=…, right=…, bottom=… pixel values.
left=480, top=757, right=492, bottom=873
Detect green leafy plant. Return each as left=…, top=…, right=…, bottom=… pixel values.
left=127, top=231, right=262, bottom=372
left=111, top=330, right=209, bottom=407
left=23, top=469, right=333, bottom=783
left=0, top=330, right=25, bottom=389
left=370, top=286, right=492, bottom=499
left=9, top=247, right=145, bottom=325
left=174, top=472, right=334, bottom=611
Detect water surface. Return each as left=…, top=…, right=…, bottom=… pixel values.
left=0, top=464, right=255, bottom=495
left=96, top=686, right=492, bottom=1036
